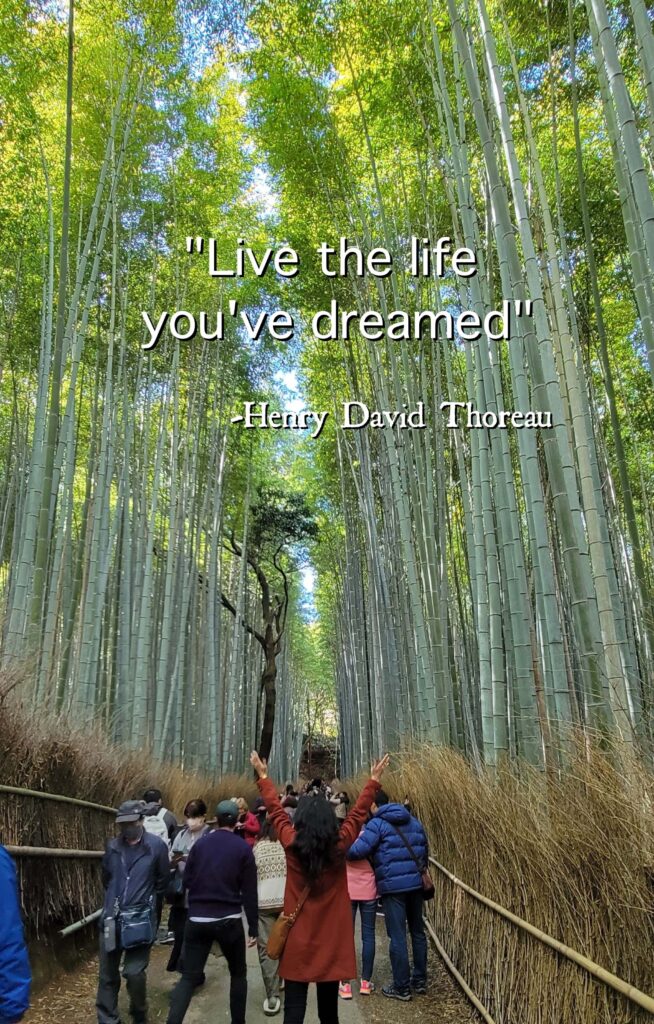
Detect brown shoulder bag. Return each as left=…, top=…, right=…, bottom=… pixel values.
left=267, top=885, right=311, bottom=960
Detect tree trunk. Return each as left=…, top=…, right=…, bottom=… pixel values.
left=258, top=647, right=277, bottom=762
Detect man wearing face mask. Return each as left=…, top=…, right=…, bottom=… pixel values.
left=96, top=800, right=170, bottom=1024
left=166, top=800, right=209, bottom=974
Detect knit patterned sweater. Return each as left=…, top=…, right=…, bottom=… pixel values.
left=253, top=839, right=287, bottom=911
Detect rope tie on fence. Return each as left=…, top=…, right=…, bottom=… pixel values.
left=429, top=855, right=654, bottom=1015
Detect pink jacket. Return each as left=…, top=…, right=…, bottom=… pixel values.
left=346, top=837, right=377, bottom=902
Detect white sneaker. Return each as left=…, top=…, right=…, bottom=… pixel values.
left=263, top=996, right=281, bottom=1015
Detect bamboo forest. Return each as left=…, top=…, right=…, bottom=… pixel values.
left=3, top=0, right=654, bottom=1021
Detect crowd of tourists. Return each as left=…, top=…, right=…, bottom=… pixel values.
left=0, top=755, right=433, bottom=1024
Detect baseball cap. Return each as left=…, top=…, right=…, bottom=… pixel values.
left=215, top=799, right=239, bottom=823
left=116, top=799, right=146, bottom=823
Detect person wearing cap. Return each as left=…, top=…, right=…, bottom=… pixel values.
left=96, top=800, right=170, bottom=1024
left=166, top=800, right=258, bottom=1024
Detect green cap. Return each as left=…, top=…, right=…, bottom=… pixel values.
left=216, top=799, right=239, bottom=823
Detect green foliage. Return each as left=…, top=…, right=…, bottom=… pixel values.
left=250, top=484, right=319, bottom=555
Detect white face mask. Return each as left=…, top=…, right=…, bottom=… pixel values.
left=186, top=817, right=204, bottom=832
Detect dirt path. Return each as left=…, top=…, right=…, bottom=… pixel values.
left=25, top=917, right=480, bottom=1023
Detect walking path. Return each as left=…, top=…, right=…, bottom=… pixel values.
left=25, top=917, right=480, bottom=1023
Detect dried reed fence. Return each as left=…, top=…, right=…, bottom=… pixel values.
left=387, top=744, right=654, bottom=1024
left=0, top=695, right=258, bottom=940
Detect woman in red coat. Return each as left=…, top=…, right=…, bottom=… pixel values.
left=232, top=797, right=261, bottom=846
left=250, top=750, right=390, bottom=1024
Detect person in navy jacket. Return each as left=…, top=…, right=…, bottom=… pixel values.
left=347, top=790, right=428, bottom=1001
left=0, top=845, right=31, bottom=1024
left=97, top=800, right=169, bottom=1024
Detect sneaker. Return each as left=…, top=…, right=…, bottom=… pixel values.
left=339, top=983, right=353, bottom=1000
left=382, top=985, right=411, bottom=1001
left=263, top=996, right=281, bottom=1015
left=359, top=979, right=374, bottom=995
left=412, top=983, right=427, bottom=995
left=158, top=930, right=175, bottom=945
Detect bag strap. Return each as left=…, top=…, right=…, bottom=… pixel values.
left=388, top=822, right=425, bottom=871
left=287, top=885, right=311, bottom=924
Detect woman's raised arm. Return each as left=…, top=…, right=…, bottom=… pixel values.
left=250, top=750, right=296, bottom=849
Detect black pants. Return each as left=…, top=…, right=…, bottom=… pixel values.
left=283, top=980, right=339, bottom=1024
left=167, top=917, right=246, bottom=1024
left=96, top=935, right=151, bottom=1024
left=166, top=905, right=187, bottom=972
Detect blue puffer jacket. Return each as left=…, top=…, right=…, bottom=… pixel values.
left=0, top=846, right=31, bottom=1024
left=347, top=804, right=428, bottom=895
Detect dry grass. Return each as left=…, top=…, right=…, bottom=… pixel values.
left=374, top=742, right=654, bottom=1024
left=4, top=679, right=654, bottom=1024
left=0, top=695, right=257, bottom=939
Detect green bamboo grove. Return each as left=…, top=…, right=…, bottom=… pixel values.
left=1, top=0, right=653, bottom=777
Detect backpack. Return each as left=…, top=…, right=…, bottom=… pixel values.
left=143, top=806, right=170, bottom=850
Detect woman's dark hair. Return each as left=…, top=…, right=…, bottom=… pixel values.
left=292, top=795, right=341, bottom=881
left=260, top=819, right=279, bottom=842
left=184, top=798, right=207, bottom=818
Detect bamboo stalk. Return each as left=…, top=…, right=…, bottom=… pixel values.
left=6, top=845, right=104, bottom=859
left=423, top=917, right=497, bottom=1024
left=0, top=784, right=115, bottom=813
left=429, top=856, right=654, bottom=1013
left=59, top=909, right=103, bottom=936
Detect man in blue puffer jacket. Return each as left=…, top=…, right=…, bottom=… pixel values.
left=0, top=845, right=31, bottom=1024
left=347, top=790, right=428, bottom=1001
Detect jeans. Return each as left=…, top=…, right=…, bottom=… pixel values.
left=167, top=917, right=247, bottom=1024
left=284, top=980, right=338, bottom=1024
left=257, top=911, right=281, bottom=1001
left=96, top=934, right=151, bottom=1024
left=351, top=899, right=377, bottom=981
left=381, top=889, right=427, bottom=993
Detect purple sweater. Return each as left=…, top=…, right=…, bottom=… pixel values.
left=183, top=828, right=258, bottom=937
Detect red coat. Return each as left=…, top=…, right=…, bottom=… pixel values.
left=257, top=775, right=380, bottom=982
left=235, top=810, right=260, bottom=847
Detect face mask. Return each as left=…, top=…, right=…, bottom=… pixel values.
left=122, top=824, right=142, bottom=842
left=186, top=817, right=204, bottom=832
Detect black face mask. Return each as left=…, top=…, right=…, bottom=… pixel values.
left=121, top=824, right=142, bottom=842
